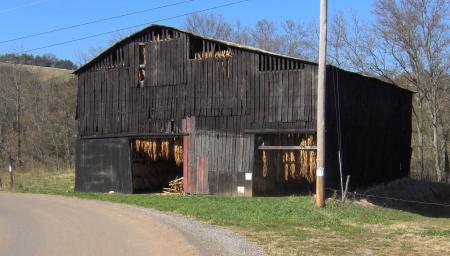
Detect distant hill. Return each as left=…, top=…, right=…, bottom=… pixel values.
left=0, top=61, right=76, bottom=171
left=0, top=53, right=77, bottom=70
left=0, top=62, right=73, bottom=83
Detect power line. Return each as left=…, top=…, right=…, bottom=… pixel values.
left=0, top=0, right=194, bottom=44
left=0, top=0, right=49, bottom=15
left=16, top=0, right=249, bottom=54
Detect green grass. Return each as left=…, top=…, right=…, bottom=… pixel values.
left=1, top=170, right=449, bottom=256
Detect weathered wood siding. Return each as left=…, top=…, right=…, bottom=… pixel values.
left=76, top=27, right=317, bottom=138
left=75, top=25, right=412, bottom=195
left=183, top=117, right=254, bottom=196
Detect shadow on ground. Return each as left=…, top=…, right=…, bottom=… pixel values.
left=358, top=178, right=450, bottom=218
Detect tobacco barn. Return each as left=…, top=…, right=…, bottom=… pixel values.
left=74, top=24, right=413, bottom=196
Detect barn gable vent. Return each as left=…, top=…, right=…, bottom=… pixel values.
left=189, top=36, right=234, bottom=60
left=258, top=55, right=305, bottom=72
left=138, top=43, right=147, bottom=87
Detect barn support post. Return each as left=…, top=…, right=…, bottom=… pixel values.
left=316, top=0, right=327, bottom=208
left=182, top=117, right=193, bottom=193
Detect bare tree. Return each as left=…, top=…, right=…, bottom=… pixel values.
left=0, top=63, right=77, bottom=171
left=183, top=12, right=233, bottom=41
left=371, top=0, right=449, bottom=181
left=327, top=13, right=349, bottom=68
left=249, top=19, right=283, bottom=53
left=280, top=19, right=317, bottom=61
left=0, top=65, right=32, bottom=168
left=232, top=20, right=252, bottom=45
left=182, top=13, right=318, bottom=62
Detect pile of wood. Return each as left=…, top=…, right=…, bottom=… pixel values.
left=162, top=177, right=184, bottom=195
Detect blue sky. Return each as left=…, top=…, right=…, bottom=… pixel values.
left=0, top=0, right=374, bottom=64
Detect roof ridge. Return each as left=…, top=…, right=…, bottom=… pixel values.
left=74, top=24, right=317, bottom=73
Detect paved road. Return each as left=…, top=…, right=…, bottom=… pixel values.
left=0, top=193, right=201, bottom=256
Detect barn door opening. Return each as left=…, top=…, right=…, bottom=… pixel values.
left=131, top=138, right=183, bottom=193
left=253, top=133, right=317, bottom=196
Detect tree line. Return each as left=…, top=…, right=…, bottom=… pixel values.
left=0, top=53, right=77, bottom=70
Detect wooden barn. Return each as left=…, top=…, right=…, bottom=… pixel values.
left=74, top=24, right=413, bottom=196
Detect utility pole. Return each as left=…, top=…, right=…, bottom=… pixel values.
left=316, top=0, right=327, bottom=208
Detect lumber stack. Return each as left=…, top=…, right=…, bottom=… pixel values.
left=162, top=177, right=184, bottom=195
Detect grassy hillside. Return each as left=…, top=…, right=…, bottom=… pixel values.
left=0, top=62, right=72, bottom=82
left=0, top=63, right=76, bottom=171
left=1, top=170, right=449, bottom=256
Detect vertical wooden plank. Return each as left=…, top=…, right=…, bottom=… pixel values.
left=312, top=64, right=318, bottom=127
left=249, top=53, right=256, bottom=121
left=101, top=70, right=107, bottom=134
left=85, top=71, right=91, bottom=135
left=232, top=51, right=238, bottom=115
left=276, top=70, right=282, bottom=122
left=282, top=70, right=288, bottom=122
left=93, top=71, right=98, bottom=134
left=213, top=57, right=219, bottom=116
left=288, top=70, right=294, bottom=122
left=257, top=55, right=263, bottom=122
left=268, top=58, right=274, bottom=123
left=108, top=57, right=113, bottom=133
left=125, top=66, right=131, bottom=132
left=304, top=65, right=311, bottom=123
left=98, top=70, right=103, bottom=134
left=167, top=40, right=172, bottom=85
left=263, top=61, right=268, bottom=122
left=79, top=73, right=85, bottom=135
left=131, top=43, right=137, bottom=132
left=206, top=57, right=212, bottom=116
left=116, top=67, right=121, bottom=133
left=160, top=39, right=166, bottom=86
left=194, top=60, right=200, bottom=116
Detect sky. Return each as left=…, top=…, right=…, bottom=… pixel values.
left=0, top=0, right=375, bottom=64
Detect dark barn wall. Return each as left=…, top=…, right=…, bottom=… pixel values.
left=75, top=25, right=412, bottom=195
left=324, top=67, right=412, bottom=189
left=75, top=138, right=133, bottom=193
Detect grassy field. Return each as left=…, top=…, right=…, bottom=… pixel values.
left=1, top=170, right=449, bottom=256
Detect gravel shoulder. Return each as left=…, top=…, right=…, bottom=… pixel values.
left=127, top=204, right=266, bottom=256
